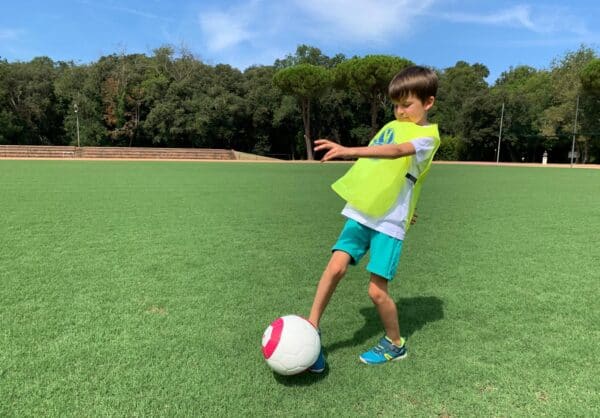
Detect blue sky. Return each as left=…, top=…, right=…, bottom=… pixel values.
left=1, top=0, right=598, bottom=82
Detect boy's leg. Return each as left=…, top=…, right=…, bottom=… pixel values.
left=307, top=250, right=352, bottom=373
left=309, top=219, right=369, bottom=327
left=308, top=250, right=352, bottom=328
left=358, top=273, right=407, bottom=365
left=308, top=219, right=368, bottom=372
left=367, top=274, right=401, bottom=344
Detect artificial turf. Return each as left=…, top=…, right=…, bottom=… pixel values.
left=0, top=160, right=598, bottom=416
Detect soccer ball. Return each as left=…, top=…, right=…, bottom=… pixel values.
left=261, top=315, right=321, bottom=375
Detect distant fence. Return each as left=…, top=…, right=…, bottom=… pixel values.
left=0, top=145, right=237, bottom=160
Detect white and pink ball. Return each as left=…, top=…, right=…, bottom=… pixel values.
left=261, top=315, right=320, bottom=375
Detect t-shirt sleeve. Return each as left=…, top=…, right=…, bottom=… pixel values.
left=410, top=136, right=436, bottom=168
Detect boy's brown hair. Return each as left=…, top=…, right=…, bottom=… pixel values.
left=388, top=65, right=438, bottom=103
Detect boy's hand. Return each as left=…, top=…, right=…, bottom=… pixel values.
left=314, top=139, right=353, bottom=162
left=410, top=213, right=418, bottom=225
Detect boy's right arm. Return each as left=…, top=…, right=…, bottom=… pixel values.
left=314, top=139, right=416, bottom=162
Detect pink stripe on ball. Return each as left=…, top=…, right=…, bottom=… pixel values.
left=262, top=317, right=283, bottom=359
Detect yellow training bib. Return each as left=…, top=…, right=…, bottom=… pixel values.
left=331, top=121, right=440, bottom=220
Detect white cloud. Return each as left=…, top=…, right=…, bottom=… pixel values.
left=0, top=29, right=22, bottom=41
left=191, top=1, right=596, bottom=65
left=438, top=5, right=589, bottom=35
left=199, top=11, right=253, bottom=52
left=295, top=0, right=436, bottom=42
left=110, top=5, right=168, bottom=20
left=76, top=0, right=174, bottom=22
left=196, top=0, right=438, bottom=52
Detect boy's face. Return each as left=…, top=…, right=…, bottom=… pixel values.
left=392, top=94, right=435, bottom=125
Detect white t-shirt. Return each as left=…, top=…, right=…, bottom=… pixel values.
left=341, top=136, right=436, bottom=240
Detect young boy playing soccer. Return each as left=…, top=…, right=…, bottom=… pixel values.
left=307, top=66, right=440, bottom=371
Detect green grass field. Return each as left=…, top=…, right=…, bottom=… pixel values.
left=1, top=160, right=598, bottom=417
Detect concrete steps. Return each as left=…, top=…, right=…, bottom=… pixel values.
left=0, top=145, right=78, bottom=158
left=0, top=145, right=236, bottom=160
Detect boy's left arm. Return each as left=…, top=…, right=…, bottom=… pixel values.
left=314, top=139, right=415, bottom=162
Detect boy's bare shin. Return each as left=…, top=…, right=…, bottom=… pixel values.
left=369, top=274, right=402, bottom=345
left=375, top=297, right=401, bottom=344
left=308, top=251, right=351, bottom=328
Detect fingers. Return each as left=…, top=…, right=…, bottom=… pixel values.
left=314, top=139, right=345, bottom=162
left=314, top=144, right=331, bottom=152
left=314, top=139, right=334, bottom=152
left=322, top=150, right=336, bottom=162
left=320, top=146, right=341, bottom=162
left=314, top=139, right=333, bottom=147
left=319, top=149, right=332, bottom=162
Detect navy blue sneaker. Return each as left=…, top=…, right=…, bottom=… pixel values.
left=359, top=336, right=407, bottom=365
left=308, top=329, right=325, bottom=373
left=308, top=348, right=325, bottom=373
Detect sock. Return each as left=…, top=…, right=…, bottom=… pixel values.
left=385, top=336, right=405, bottom=347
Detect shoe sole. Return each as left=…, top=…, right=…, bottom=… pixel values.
left=359, top=353, right=407, bottom=365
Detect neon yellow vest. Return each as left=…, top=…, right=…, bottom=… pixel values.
left=331, top=121, right=440, bottom=224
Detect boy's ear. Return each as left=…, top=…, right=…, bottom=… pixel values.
left=424, top=96, right=435, bottom=111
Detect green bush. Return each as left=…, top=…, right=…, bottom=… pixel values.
left=435, top=135, right=463, bottom=160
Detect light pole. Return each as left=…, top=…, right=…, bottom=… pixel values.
left=74, top=103, right=80, bottom=148
left=570, top=95, right=580, bottom=167
left=496, top=102, right=505, bottom=164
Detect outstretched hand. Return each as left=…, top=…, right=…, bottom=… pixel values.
left=314, top=139, right=352, bottom=162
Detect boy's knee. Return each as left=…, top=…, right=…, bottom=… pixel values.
left=326, top=260, right=347, bottom=281
left=368, top=285, right=389, bottom=305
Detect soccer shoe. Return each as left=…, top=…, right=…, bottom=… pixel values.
left=359, top=336, right=407, bottom=365
left=308, top=329, right=326, bottom=373
left=308, top=348, right=325, bottom=373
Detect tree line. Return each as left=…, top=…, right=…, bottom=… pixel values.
left=1, top=44, right=599, bottom=163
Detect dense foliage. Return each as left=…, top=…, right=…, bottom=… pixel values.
left=1, top=45, right=598, bottom=162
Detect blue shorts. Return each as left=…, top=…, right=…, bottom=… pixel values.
left=332, top=219, right=403, bottom=281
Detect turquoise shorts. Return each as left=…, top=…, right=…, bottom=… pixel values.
left=332, top=219, right=403, bottom=281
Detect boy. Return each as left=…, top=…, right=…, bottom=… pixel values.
left=307, top=65, right=440, bottom=371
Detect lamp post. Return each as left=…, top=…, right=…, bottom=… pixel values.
left=74, top=103, right=80, bottom=148
left=496, top=102, right=505, bottom=164
left=570, top=95, right=579, bottom=167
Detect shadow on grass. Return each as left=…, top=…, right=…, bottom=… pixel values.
left=326, top=296, right=444, bottom=353
left=273, top=365, right=330, bottom=386
left=271, top=296, right=443, bottom=386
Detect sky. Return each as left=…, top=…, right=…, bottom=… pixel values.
left=1, top=0, right=599, bottom=82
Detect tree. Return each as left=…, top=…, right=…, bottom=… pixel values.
left=141, top=47, right=218, bottom=147
left=580, top=58, right=600, bottom=162
left=274, top=44, right=344, bottom=69
left=273, top=64, right=332, bottom=159
left=541, top=46, right=597, bottom=163
left=580, top=58, right=600, bottom=94
left=492, top=66, right=553, bottom=161
left=459, top=93, right=501, bottom=161
left=0, top=59, right=22, bottom=143
left=96, top=53, right=152, bottom=146
left=334, top=55, right=412, bottom=140
left=0, top=57, right=64, bottom=144
left=242, top=65, right=298, bottom=156
left=435, top=61, right=490, bottom=137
